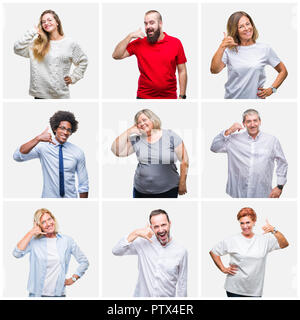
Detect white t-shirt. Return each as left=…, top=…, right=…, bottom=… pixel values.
left=42, top=238, right=62, bottom=296
left=212, top=233, right=280, bottom=297
left=222, top=43, right=281, bottom=99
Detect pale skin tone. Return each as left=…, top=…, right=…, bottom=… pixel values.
left=127, top=213, right=171, bottom=247
left=19, top=120, right=88, bottom=198
left=16, top=213, right=80, bottom=286
left=210, top=15, right=288, bottom=97
left=111, top=113, right=189, bottom=195
left=112, top=12, right=187, bottom=98
left=209, top=215, right=289, bottom=275
left=224, top=113, right=283, bottom=198
left=35, top=13, right=72, bottom=86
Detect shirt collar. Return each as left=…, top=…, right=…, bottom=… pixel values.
left=246, top=130, right=262, bottom=141
left=157, top=32, right=168, bottom=43
left=52, top=137, right=68, bottom=148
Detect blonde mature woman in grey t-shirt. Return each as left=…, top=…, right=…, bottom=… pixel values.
left=111, top=109, right=189, bottom=198
left=210, top=11, right=288, bottom=99
left=209, top=207, right=289, bottom=298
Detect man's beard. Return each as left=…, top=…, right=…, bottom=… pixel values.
left=147, top=27, right=161, bottom=44
left=156, top=230, right=170, bottom=246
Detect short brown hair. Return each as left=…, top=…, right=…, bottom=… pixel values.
left=149, top=209, right=169, bottom=223
left=237, top=207, right=257, bottom=222
left=145, top=10, right=162, bottom=22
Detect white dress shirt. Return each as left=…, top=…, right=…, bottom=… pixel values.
left=210, top=130, right=288, bottom=198
left=212, top=233, right=280, bottom=297
left=112, top=235, right=188, bottom=297
left=13, top=137, right=89, bottom=198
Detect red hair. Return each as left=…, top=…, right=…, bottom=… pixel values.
left=237, top=207, right=257, bottom=222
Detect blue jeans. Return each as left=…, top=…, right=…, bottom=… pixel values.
left=29, top=293, right=66, bottom=297
left=133, top=186, right=179, bottom=198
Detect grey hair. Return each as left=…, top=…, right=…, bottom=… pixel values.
left=134, top=109, right=161, bottom=129
left=242, top=109, right=261, bottom=122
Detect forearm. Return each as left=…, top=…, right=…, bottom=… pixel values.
left=111, top=128, right=134, bottom=157
left=19, top=136, right=40, bottom=154
left=272, top=63, right=288, bottom=89
left=178, top=68, right=187, bottom=96
left=209, top=251, right=226, bottom=273
left=79, top=192, right=88, bottom=198
left=17, top=231, right=34, bottom=251
left=112, top=34, right=132, bottom=59
left=127, top=230, right=140, bottom=243
left=210, top=46, right=226, bottom=74
left=274, top=231, right=289, bottom=249
left=179, top=161, right=188, bottom=183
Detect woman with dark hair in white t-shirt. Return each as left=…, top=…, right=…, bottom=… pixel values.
left=209, top=207, right=289, bottom=297
left=210, top=11, right=288, bottom=99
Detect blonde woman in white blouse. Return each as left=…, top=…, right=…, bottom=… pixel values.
left=209, top=207, right=289, bottom=298
left=14, top=10, right=88, bottom=99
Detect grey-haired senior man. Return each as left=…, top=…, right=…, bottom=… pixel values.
left=112, top=209, right=188, bottom=297
left=210, top=109, right=288, bottom=198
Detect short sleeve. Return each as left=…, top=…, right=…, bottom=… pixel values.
left=176, top=39, right=187, bottom=65
left=222, top=49, right=228, bottom=65
left=266, top=233, right=280, bottom=253
left=168, top=130, right=182, bottom=148
left=211, top=239, right=229, bottom=256
left=266, top=46, right=281, bottom=68
left=129, top=134, right=141, bottom=151
left=126, top=38, right=140, bottom=56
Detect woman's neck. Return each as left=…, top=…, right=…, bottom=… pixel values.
left=240, top=39, right=255, bottom=46
left=49, top=30, right=63, bottom=41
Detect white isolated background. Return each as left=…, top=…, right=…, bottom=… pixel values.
left=102, top=201, right=199, bottom=297
left=202, top=200, right=297, bottom=298
left=102, top=101, right=199, bottom=198
left=3, top=200, right=99, bottom=298
left=102, top=2, right=198, bottom=99
left=3, top=3, right=99, bottom=99
left=201, top=3, right=297, bottom=99
left=3, top=101, right=99, bottom=198
left=202, top=101, right=297, bottom=198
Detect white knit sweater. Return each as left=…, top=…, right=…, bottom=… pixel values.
left=14, top=29, right=88, bottom=99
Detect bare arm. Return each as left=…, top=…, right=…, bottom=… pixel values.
left=112, top=28, right=145, bottom=60
left=209, top=251, right=237, bottom=275
left=257, top=62, right=288, bottom=98
left=175, top=142, right=189, bottom=195
left=262, top=219, right=289, bottom=249
left=177, top=63, right=187, bottom=98
left=17, top=223, right=46, bottom=251
left=210, top=33, right=238, bottom=74
left=111, top=125, right=140, bottom=157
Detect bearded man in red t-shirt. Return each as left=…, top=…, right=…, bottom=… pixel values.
left=112, top=10, right=187, bottom=99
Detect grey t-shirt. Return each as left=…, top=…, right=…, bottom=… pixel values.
left=130, top=129, right=182, bottom=194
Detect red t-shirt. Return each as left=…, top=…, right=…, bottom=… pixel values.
left=126, top=32, right=187, bottom=99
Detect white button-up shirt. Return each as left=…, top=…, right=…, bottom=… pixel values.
left=210, top=130, right=288, bottom=198
left=112, top=235, right=188, bottom=297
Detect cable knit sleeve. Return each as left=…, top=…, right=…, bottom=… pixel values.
left=14, top=29, right=37, bottom=58
left=70, top=43, right=88, bottom=84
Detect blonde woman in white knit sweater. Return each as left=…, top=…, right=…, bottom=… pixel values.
left=14, top=10, right=88, bottom=99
